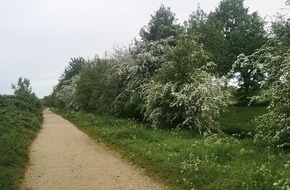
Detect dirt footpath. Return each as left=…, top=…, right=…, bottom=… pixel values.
left=21, top=109, right=165, bottom=190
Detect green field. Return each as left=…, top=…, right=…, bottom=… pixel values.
left=219, top=106, right=267, bottom=136
left=55, top=107, right=290, bottom=190
left=0, top=95, right=42, bottom=190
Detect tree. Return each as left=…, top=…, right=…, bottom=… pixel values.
left=232, top=50, right=265, bottom=105
left=140, top=4, right=182, bottom=42
left=75, top=57, right=116, bottom=113
left=186, top=0, right=267, bottom=104
left=52, top=57, right=87, bottom=110
left=186, top=4, right=207, bottom=36
left=11, top=77, right=41, bottom=109
left=145, top=35, right=231, bottom=133
left=209, top=0, right=266, bottom=76
left=55, top=57, right=86, bottom=92
left=253, top=17, right=290, bottom=148
left=11, top=77, right=32, bottom=96
left=56, top=75, right=80, bottom=110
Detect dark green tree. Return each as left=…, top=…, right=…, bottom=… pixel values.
left=55, top=57, right=86, bottom=91
left=187, top=0, right=267, bottom=104
left=11, top=77, right=32, bottom=96
left=186, top=4, right=207, bottom=36
left=11, top=77, right=41, bottom=109
left=209, top=0, right=267, bottom=76
left=75, top=58, right=115, bottom=113
left=140, top=4, right=182, bottom=42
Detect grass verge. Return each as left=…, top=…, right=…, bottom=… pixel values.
left=0, top=95, right=42, bottom=190
left=55, top=108, right=290, bottom=190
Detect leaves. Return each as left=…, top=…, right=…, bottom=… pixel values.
left=145, top=35, right=231, bottom=132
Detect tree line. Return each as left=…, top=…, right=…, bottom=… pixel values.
left=43, top=0, right=290, bottom=148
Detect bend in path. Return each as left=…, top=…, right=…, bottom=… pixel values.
left=21, top=109, right=166, bottom=190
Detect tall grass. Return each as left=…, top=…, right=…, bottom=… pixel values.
left=0, top=95, right=42, bottom=190
left=56, top=107, right=290, bottom=190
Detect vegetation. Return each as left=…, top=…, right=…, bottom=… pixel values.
left=55, top=108, right=290, bottom=190
left=0, top=78, right=42, bottom=190
left=44, top=0, right=290, bottom=189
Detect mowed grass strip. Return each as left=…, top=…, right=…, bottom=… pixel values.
left=55, top=107, right=290, bottom=190
left=0, top=96, right=42, bottom=190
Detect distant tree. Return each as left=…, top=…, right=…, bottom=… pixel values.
left=11, top=77, right=32, bottom=96
left=55, top=57, right=86, bottom=91
left=11, top=77, right=41, bottom=109
left=56, top=75, right=80, bottom=110
left=140, top=4, right=182, bottom=42
left=52, top=57, right=86, bottom=110
left=75, top=57, right=116, bottom=113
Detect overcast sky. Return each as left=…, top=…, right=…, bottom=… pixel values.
left=0, top=0, right=288, bottom=98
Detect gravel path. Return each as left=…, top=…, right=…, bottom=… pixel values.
left=21, top=109, right=165, bottom=190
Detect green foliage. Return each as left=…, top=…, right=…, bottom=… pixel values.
left=145, top=35, right=231, bottom=133
left=250, top=18, right=290, bottom=148
left=187, top=0, right=267, bottom=79
left=56, top=110, right=290, bottom=190
left=232, top=52, right=265, bottom=105
left=56, top=75, right=80, bottom=110
left=140, top=4, right=182, bottom=42
left=11, top=77, right=41, bottom=109
left=55, top=57, right=86, bottom=91
left=0, top=94, right=42, bottom=190
left=50, top=57, right=87, bottom=109
left=75, top=57, right=116, bottom=113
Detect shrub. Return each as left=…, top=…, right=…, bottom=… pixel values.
left=145, top=35, right=231, bottom=133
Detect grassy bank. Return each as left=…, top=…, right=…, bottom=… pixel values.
left=55, top=107, right=290, bottom=190
left=0, top=95, right=42, bottom=190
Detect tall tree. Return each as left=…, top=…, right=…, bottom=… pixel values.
left=187, top=0, right=267, bottom=104
left=140, top=4, right=182, bottom=42
left=186, top=4, right=207, bottom=36
left=193, top=0, right=267, bottom=77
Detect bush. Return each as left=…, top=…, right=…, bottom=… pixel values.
left=145, top=35, right=231, bottom=133
left=0, top=95, right=42, bottom=190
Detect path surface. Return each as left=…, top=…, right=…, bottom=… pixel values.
left=21, top=109, right=165, bottom=190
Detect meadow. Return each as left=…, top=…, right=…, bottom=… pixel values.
left=55, top=106, right=290, bottom=190
left=0, top=95, right=42, bottom=190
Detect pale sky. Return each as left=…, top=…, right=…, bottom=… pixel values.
left=0, top=0, right=288, bottom=98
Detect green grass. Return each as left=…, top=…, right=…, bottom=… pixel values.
left=219, top=106, right=266, bottom=136
left=55, top=108, right=290, bottom=190
left=0, top=95, right=42, bottom=190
